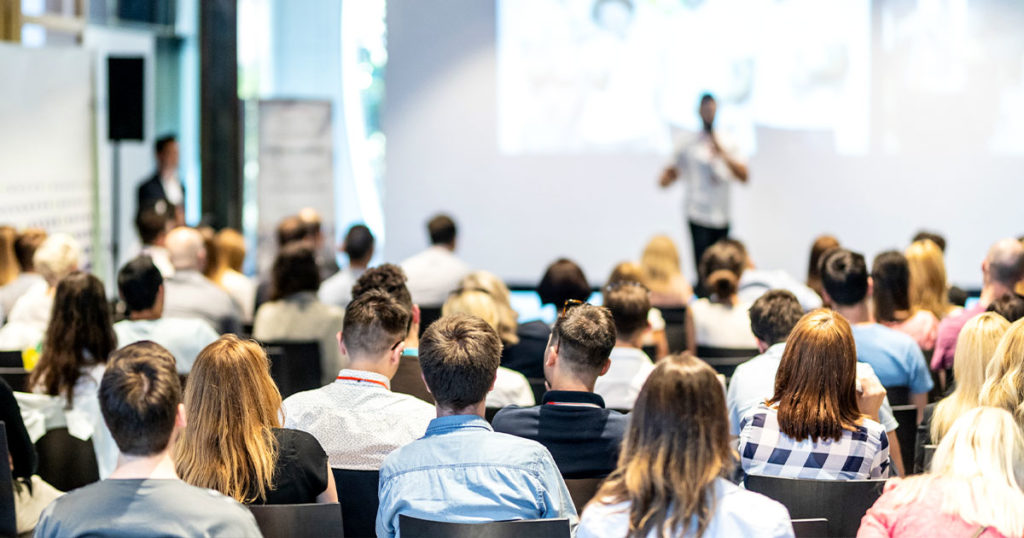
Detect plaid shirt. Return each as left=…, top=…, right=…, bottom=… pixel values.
left=738, top=403, right=890, bottom=480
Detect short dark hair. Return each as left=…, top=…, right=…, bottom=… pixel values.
left=912, top=231, right=946, bottom=252
left=99, top=341, right=181, bottom=456
left=343, top=224, right=375, bottom=261
left=270, top=243, right=320, bottom=301
left=820, top=248, right=868, bottom=306
left=748, top=290, right=803, bottom=346
left=343, top=289, right=412, bottom=358
left=118, top=256, right=164, bottom=313
left=154, top=134, right=177, bottom=155
left=351, top=264, right=413, bottom=312
left=604, top=282, right=650, bottom=338
left=135, top=202, right=171, bottom=245
left=276, top=215, right=310, bottom=247
left=551, top=303, right=616, bottom=376
left=427, top=214, right=457, bottom=245
left=871, top=251, right=911, bottom=323
left=419, top=314, right=501, bottom=409
left=13, top=229, right=46, bottom=272
left=700, top=93, right=716, bottom=105
left=987, top=293, right=1024, bottom=323
left=538, top=258, right=590, bottom=307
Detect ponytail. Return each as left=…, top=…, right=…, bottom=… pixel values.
left=707, top=269, right=738, bottom=299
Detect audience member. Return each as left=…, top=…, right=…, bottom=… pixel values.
left=298, top=207, right=340, bottom=280
left=579, top=354, right=794, bottom=538
left=350, top=264, right=421, bottom=353
left=905, top=238, right=961, bottom=319
left=114, top=256, right=219, bottom=374
left=254, top=214, right=316, bottom=310
left=859, top=407, right=1024, bottom=538
left=162, top=227, right=242, bottom=334
left=134, top=202, right=174, bottom=277
left=442, top=288, right=535, bottom=407
left=593, top=282, right=655, bottom=409
left=175, top=335, right=336, bottom=504
left=987, top=292, right=1024, bottom=323
left=253, top=243, right=345, bottom=385
left=608, top=262, right=672, bottom=359
left=318, top=223, right=375, bottom=309
left=738, top=309, right=890, bottom=480
left=537, top=258, right=592, bottom=315
left=137, top=134, right=186, bottom=226
left=639, top=235, right=693, bottom=306
left=821, top=249, right=933, bottom=419
left=0, top=226, right=19, bottom=297
left=400, top=213, right=470, bottom=306
left=492, top=302, right=627, bottom=478
left=283, top=290, right=434, bottom=470
left=1018, top=235, right=1024, bottom=297
left=376, top=314, right=576, bottom=537
left=2, top=378, right=61, bottom=535
left=0, top=233, right=81, bottom=347
left=979, top=318, right=1024, bottom=430
left=872, top=250, right=940, bottom=352
left=690, top=240, right=758, bottom=348
left=27, top=272, right=119, bottom=477
left=0, top=228, right=46, bottom=323
left=735, top=239, right=822, bottom=311
left=211, top=228, right=256, bottom=323
left=933, top=238, right=1024, bottom=370
left=806, top=234, right=840, bottom=302
left=34, top=342, right=260, bottom=537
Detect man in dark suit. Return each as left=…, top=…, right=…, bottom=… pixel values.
left=138, top=135, right=185, bottom=226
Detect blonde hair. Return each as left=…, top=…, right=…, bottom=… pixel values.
left=1018, top=238, right=1024, bottom=297
left=174, top=335, right=282, bottom=503
left=0, top=226, right=19, bottom=286
left=885, top=407, right=1024, bottom=537
left=443, top=289, right=503, bottom=337
left=906, top=240, right=954, bottom=319
left=931, top=313, right=1009, bottom=442
left=458, top=271, right=519, bottom=345
left=215, top=228, right=247, bottom=273
left=640, top=236, right=683, bottom=294
left=979, top=318, right=1024, bottom=429
left=33, top=233, right=81, bottom=287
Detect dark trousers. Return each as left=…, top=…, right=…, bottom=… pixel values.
left=689, top=220, right=730, bottom=276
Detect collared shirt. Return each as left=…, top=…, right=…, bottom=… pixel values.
left=400, top=246, right=471, bottom=306
left=162, top=270, right=241, bottom=335
left=578, top=478, right=793, bottom=538
left=282, top=369, right=435, bottom=471
left=253, top=291, right=346, bottom=385
left=739, top=403, right=890, bottom=481
left=114, top=318, right=220, bottom=374
left=932, top=303, right=987, bottom=370
left=593, top=347, right=655, bottom=410
left=669, top=130, right=746, bottom=228
left=851, top=324, right=934, bottom=395
left=492, top=390, right=629, bottom=478
left=317, top=265, right=366, bottom=310
left=376, top=414, right=578, bottom=538
left=738, top=269, right=823, bottom=312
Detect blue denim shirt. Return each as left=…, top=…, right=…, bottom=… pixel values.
left=376, top=414, right=578, bottom=537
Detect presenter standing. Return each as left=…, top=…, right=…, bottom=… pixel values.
left=137, top=134, right=186, bottom=227
left=659, top=93, right=748, bottom=276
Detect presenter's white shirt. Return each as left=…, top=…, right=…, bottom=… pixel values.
left=161, top=172, right=184, bottom=206
left=669, top=130, right=746, bottom=228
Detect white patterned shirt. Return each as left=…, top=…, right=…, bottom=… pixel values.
left=593, top=347, right=655, bottom=410
left=282, top=369, right=436, bottom=470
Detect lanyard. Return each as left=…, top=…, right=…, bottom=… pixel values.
left=336, top=375, right=388, bottom=389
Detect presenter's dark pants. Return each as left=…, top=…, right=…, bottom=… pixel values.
left=689, top=220, right=730, bottom=294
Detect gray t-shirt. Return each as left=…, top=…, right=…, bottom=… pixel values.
left=35, top=478, right=261, bottom=537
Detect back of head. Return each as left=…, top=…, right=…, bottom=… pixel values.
left=979, top=318, right=1024, bottom=429
left=343, top=289, right=412, bottom=361
left=34, top=233, right=82, bottom=287
left=458, top=271, right=519, bottom=345
left=298, top=208, right=323, bottom=240
left=175, top=335, right=282, bottom=502
left=343, top=224, right=375, bottom=263
left=770, top=309, right=860, bottom=442
left=276, top=215, right=310, bottom=247
left=165, top=227, right=205, bottom=271
left=551, top=303, right=616, bottom=378
left=351, top=263, right=413, bottom=313
left=99, top=341, right=180, bottom=457
left=807, top=235, right=840, bottom=294
left=214, top=228, right=247, bottom=273
left=419, top=314, right=502, bottom=410
left=699, top=239, right=746, bottom=299
left=13, top=228, right=47, bottom=272
left=270, top=243, right=320, bottom=301
left=594, top=354, right=730, bottom=537
left=603, top=282, right=650, bottom=340
left=0, top=225, right=17, bottom=286
left=118, top=256, right=164, bottom=314
left=427, top=214, right=457, bottom=246
left=905, top=239, right=951, bottom=318
left=748, top=290, right=803, bottom=346
left=912, top=231, right=946, bottom=252
left=607, top=261, right=644, bottom=288
left=987, top=293, right=1024, bottom=323
left=135, top=202, right=172, bottom=246
left=986, top=238, right=1024, bottom=288
left=871, top=250, right=911, bottom=323
left=537, top=258, right=590, bottom=308
left=820, top=248, right=868, bottom=306
left=640, top=236, right=682, bottom=292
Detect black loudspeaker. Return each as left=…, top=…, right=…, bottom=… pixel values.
left=107, top=57, right=145, bottom=141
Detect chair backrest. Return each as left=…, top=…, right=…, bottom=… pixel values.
left=247, top=503, right=344, bottom=538
left=527, top=377, right=547, bottom=404
left=744, top=475, right=885, bottom=538
left=564, top=477, right=604, bottom=515
left=262, top=341, right=322, bottom=398
left=0, top=350, right=21, bottom=368
left=391, top=355, right=434, bottom=404
left=332, top=468, right=380, bottom=538
left=921, top=444, right=937, bottom=473
left=35, top=426, right=100, bottom=492
left=0, top=422, right=17, bottom=538
left=485, top=407, right=502, bottom=423
left=0, top=367, right=28, bottom=392
left=695, top=347, right=758, bottom=379
left=791, top=518, right=829, bottom=538
left=417, top=307, right=443, bottom=337
left=884, top=386, right=910, bottom=406
left=660, top=307, right=689, bottom=353
left=398, top=515, right=571, bottom=538
left=891, top=404, right=917, bottom=475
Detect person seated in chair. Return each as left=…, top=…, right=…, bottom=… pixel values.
left=593, top=282, right=656, bottom=409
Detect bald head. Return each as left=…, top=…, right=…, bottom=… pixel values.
left=985, top=238, right=1024, bottom=287
left=165, top=227, right=206, bottom=271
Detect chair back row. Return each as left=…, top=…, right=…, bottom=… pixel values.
left=745, top=475, right=885, bottom=537
left=248, top=503, right=343, bottom=538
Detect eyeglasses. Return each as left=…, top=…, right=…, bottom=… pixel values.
left=559, top=299, right=585, bottom=320
left=390, top=339, right=404, bottom=351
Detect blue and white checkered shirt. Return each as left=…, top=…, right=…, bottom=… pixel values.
left=738, top=403, right=890, bottom=480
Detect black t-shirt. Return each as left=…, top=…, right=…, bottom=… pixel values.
left=248, top=428, right=329, bottom=505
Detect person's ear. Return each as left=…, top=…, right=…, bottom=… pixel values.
left=756, top=339, right=769, bottom=354
left=821, top=289, right=834, bottom=307
left=544, top=344, right=558, bottom=369
left=866, top=276, right=874, bottom=298
left=489, top=372, right=497, bottom=392
left=598, top=358, right=611, bottom=377
left=420, top=372, right=432, bottom=395
left=412, top=304, right=421, bottom=325
left=337, top=332, right=347, bottom=357
left=175, top=403, right=187, bottom=429
left=390, top=342, right=405, bottom=365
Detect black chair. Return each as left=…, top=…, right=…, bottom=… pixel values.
left=333, top=468, right=380, bottom=538
left=695, top=346, right=759, bottom=379
left=417, top=307, right=443, bottom=337
left=744, top=475, right=885, bottom=538
left=660, top=307, right=690, bottom=353
left=485, top=407, right=502, bottom=423
left=248, top=503, right=344, bottom=538
left=0, top=350, right=21, bottom=367
left=527, top=377, right=547, bottom=404
left=0, top=367, right=28, bottom=392
left=791, top=518, right=829, bottom=538
left=398, top=515, right=570, bottom=538
left=891, top=404, right=917, bottom=476
left=920, top=444, right=937, bottom=472
left=391, top=355, right=434, bottom=404
left=35, top=427, right=100, bottom=492
left=0, top=422, right=16, bottom=538
left=564, top=477, right=604, bottom=515
left=262, top=341, right=322, bottom=398
left=884, top=386, right=910, bottom=406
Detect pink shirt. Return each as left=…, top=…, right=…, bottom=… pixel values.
left=859, top=478, right=1009, bottom=538
left=931, top=303, right=986, bottom=370
left=883, top=310, right=940, bottom=353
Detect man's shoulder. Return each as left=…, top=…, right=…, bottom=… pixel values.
left=491, top=405, right=540, bottom=432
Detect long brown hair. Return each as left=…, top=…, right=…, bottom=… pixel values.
left=174, top=335, right=282, bottom=503
left=0, top=226, right=18, bottom=286
left=698, top=240, right=746, bottom=301
left=590, top=354, right=731, bottom=538
left=871, top=250, right=912, bottom=323
left=30, top=272, right=117, bottom=407
left=768, top=309, right=862, bottom=442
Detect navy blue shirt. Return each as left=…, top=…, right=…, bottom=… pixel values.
left=492, top=390, right=629, bottom=479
